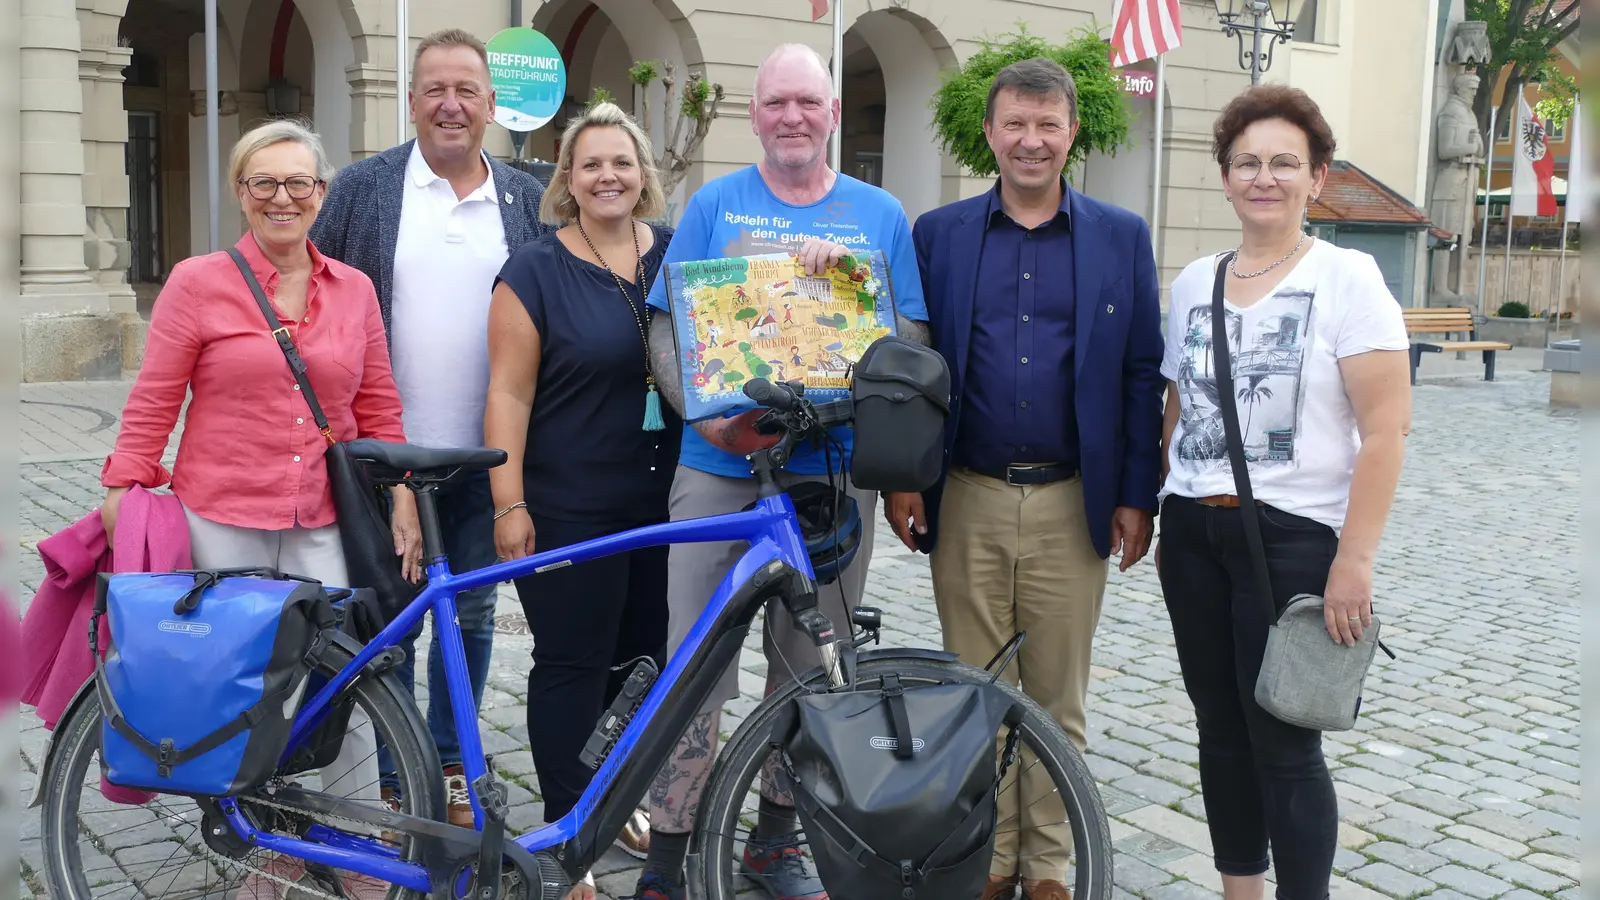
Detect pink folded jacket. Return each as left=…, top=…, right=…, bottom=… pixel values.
left=21, top=486, right=192, bottom=804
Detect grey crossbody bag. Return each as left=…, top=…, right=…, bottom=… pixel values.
left=1209, top=252, right=1394, bottom=732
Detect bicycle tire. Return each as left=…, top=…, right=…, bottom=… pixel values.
left=39, top=640, right=443, bottom=900
left=689, top=653, right=1114, bottom=900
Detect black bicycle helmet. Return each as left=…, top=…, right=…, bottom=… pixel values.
left=786, top=482, right=862, bottom=585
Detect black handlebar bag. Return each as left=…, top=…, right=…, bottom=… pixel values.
left=775, top=676, right=1024, bottom=899
left=849, top=335, right=951, bottom=493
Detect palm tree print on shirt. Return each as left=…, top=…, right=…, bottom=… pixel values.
left=1175, top=289, right=1314, bottom=468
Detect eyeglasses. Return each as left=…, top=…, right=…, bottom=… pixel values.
left=240, top=176, right=323, bottom=200
left=1228, top=153, right=1304, bottom=183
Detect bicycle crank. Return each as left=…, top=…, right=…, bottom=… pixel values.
left=449, top=850, right=572, bottom=900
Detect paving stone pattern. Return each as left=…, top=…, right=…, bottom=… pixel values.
left=14, top=369, right=1579, bottom=899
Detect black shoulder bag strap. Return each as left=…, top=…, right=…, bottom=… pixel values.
left=227, top=248, right=335, bottom=447
left=1208, top=253, right=1278, bottom=621
left=1210, top=254, right=1393, bottom=659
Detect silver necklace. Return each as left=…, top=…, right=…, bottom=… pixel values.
left=1230, top=232, right=1307, bottom=279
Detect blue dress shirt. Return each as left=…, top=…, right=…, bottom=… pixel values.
left=952, top=182, right=1079, bottom=471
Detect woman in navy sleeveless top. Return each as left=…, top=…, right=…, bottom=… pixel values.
left=483, top=103, right=680, bottom=869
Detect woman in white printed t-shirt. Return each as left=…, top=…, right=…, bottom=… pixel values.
left=1154, top=84, right=1412, bottom=900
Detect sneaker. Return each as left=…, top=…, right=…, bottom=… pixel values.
left=442, top=765, right=474, bottom=828
left=740, top=830, right=828, bottom=900
left=627, top=872, right=685, bottom=900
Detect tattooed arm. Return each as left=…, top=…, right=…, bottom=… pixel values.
left=649, top=313, right=687, bottom=419
left=896, top=312, right=930, bottom=347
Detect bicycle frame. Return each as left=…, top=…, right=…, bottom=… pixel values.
left=218, top=486, right=829, bottom=892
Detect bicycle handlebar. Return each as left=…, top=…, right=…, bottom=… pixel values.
left=742, top=377, right=799, bottom=412
left=741, top=378, right=853, bottom=438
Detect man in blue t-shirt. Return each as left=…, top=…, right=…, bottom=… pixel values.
left=631, top=42, right=929, bottom=900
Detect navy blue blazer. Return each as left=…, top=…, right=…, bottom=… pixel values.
left=910, top=186, right=1166, bottom=559
left=308, top=139, right=552, bottom=340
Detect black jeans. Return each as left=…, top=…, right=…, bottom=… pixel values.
left=515, top=514, right=669, bottom=824
left=1156, top=494, right=1340, bottom=900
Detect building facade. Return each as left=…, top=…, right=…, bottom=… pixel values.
left=19, top=0, right=1442, bottom=382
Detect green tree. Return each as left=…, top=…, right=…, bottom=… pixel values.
left=930, top=23, right=1133, bottom=178
left=1464, top=0, right=1578, bottom=139
left=628, top=59, right=726, bottom=199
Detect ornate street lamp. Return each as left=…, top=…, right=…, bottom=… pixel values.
left=1212, top=0, right=1300, bottom=84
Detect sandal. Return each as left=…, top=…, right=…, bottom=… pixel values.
left=614, top=807, right=651, bottom=859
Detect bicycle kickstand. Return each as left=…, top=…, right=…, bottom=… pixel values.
left=472, top=771, right=511, bottom=900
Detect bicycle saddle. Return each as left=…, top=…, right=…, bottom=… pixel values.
left=343, top=439, right=507, bottom=476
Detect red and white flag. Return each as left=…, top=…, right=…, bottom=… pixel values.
left=1109, top=0, right=1183, bottom=68
left=1511, top=91, right=1558, bottom=218
left=809, top=0, right=828, bottom=21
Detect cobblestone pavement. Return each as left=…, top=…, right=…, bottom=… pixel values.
left=15, top=364, right=1580, bottom=900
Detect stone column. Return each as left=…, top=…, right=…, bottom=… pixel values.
left=21, top=0, right=121, bottom=381
left=78, top=4, right=137, bottom=319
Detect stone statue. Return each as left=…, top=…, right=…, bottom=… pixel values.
left=1430, top=72, right=1483, bottom=237
left=1448, top=21, right=1492, bottom=66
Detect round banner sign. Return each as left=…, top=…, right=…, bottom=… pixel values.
left=486, top=27, right=566, bottom=132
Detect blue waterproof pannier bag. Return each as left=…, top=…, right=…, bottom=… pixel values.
left=91, top=567, right=340, bottom=797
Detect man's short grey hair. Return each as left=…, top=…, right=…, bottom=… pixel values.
left=753, top=42, right=833, bottom=98
left=228, top=117, right=334, bottom=186
left=985, top=57, right=1079, bottom=124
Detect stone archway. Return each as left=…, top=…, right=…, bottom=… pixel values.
left=838, top=6, right=958, bottom=222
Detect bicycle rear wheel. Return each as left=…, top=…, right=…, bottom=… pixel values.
left=690, top=653, right=1113, bottom=900
left=36, top=640, right=442, bottom=900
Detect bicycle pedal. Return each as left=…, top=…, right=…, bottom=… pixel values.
left=471, top=773, right=510, bottom=823
left=579, top=658, right=659, bottom=769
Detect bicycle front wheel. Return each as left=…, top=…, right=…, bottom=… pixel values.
left=691, top=653, right=1114, bottom=900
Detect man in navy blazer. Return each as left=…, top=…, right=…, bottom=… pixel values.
left=882, top=58, right=1164, bottom=900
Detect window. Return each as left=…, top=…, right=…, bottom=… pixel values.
left=123, top=49, right=161, bottom=88
left=1295, top=0, right=1320, bottom=43
left=1548, top=118, right=1566, bottom=142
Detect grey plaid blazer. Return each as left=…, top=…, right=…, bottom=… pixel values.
left=308, top=139, right=552, bottom=339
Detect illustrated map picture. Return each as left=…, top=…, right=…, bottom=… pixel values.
left=663, top=250, right=899, bottom=421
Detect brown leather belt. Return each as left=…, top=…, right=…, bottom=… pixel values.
left=1195, top=494, right=1264, bottom=508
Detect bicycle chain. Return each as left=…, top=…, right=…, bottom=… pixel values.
left=178, top=791, right=352, bottom=900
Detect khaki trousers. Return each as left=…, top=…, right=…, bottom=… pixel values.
left=929, top=469, right=1108, bottom=882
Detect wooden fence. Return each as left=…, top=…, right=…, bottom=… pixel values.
left=1437, top=248, right=1582, bottom=317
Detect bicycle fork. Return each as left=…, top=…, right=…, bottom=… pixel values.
left=793, top=607, right=848, bottom=689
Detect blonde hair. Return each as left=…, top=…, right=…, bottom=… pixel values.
left=228, top=117, right=333, bottom=186
left=539, top=102, right=666, bottom=226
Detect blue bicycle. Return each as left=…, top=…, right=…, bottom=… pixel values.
left=36, top=378, right=1112, bottom=900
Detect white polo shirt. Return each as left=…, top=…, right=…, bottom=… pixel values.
left=390, top=144, right=510, bottom=449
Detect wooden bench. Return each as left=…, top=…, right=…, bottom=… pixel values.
left=1402, top=307, right=1512, bottom=384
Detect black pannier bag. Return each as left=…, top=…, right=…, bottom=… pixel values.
left=849, top=335, right=951, bottom=493
left=776, top=675, right=1024, bottom=899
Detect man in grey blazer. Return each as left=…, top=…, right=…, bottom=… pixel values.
left=309, top=26, right=551, bottom=828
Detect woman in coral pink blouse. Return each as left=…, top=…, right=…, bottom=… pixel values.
left=102, top=119, right=421, bottom=575
left=99, top=121, right=418, bottom=897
